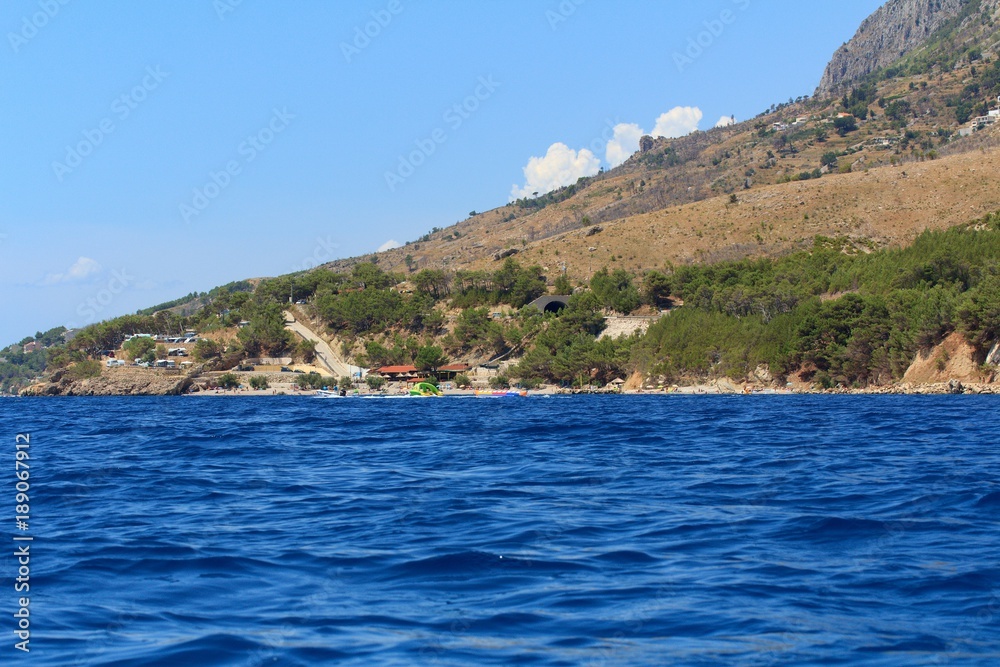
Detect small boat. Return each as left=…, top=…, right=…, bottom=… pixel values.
left=314, top=389, right=348, bottom=398
left=474, top=390, right=529, bottom=398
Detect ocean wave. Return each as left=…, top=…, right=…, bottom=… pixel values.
left=3, top=395, right=999, bottom=665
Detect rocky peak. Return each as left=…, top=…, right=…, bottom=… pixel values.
left=816, top=0, right=978, bottom=97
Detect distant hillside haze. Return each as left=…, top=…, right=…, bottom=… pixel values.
left=816, top=0, right=980, bottom=95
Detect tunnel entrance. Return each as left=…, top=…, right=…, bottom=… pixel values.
left=529, top=296, right=572, bottom=314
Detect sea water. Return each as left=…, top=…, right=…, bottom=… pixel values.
left=0, top=395, right=998, bottom=665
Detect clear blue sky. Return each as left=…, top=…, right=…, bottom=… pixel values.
left=0, top=0, right=884, bottom=345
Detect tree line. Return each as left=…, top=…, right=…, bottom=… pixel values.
left=10, top=212, right=1000, bottom=391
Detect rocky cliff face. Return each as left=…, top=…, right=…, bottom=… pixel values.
left=816, top=0, right=967, bottom=96
left=22, top=366, right=196, bottom=396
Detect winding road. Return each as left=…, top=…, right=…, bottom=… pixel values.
left=284, top=311, right=363, bottom=379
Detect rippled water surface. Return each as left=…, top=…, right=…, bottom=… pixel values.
left=1, top=395, right=999, bottom=665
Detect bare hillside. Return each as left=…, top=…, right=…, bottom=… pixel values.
left=321, top=18, right=1000, bottom=284
left=367, top=135, right=1000, bottom=284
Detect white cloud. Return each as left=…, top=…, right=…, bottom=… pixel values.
left=604, top=107, right=703, bottom=165
left=377, top=239, right=402, bottom=253
left=605, top=122, right=644, bottom=167
left=41, top=257, right=102, bottom=285
left=652, top=106, right=703, bottom=138
left=509, top=106, right=706, bottom=199
left=716, top=115, right=736, bottom=128
left=511, top=142, right=601, bottom=200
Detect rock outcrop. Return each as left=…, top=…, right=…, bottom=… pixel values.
left=23, top=366, right=197, bottom=396
left=816, top=0, right=967, bottom=97
left=901, top=331, right=990, bottom=385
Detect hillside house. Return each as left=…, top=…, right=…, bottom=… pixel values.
left=972, top=115, right=997, bottom=130
left=22, top=341, right=41, bottom=354
left=867, top=136, right=898, bottom=149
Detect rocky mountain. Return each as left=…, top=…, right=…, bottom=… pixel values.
left=17, top=0, right=1000, bottom=342
left=816, top=0, right=994, bottom=96
left=310, top=4, right=1000, bottom=284
left=14, top=0, right=1000, bottom=395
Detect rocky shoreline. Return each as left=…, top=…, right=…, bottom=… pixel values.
left=19, top=371, right=1000, bottom=397
left=621, top=380, right=998, bottom=396
left=21, top=366, right=198, bottom=397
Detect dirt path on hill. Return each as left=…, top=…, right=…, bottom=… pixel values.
left=283, top=311, right=360, bottom=379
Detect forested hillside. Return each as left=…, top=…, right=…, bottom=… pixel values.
left=10, top=1, right=1000, bottom=394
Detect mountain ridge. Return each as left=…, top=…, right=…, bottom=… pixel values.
left=817, top=0, right=1000, bottom=96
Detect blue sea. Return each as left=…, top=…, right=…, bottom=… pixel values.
left=1, top=396, right=999, bottom=666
